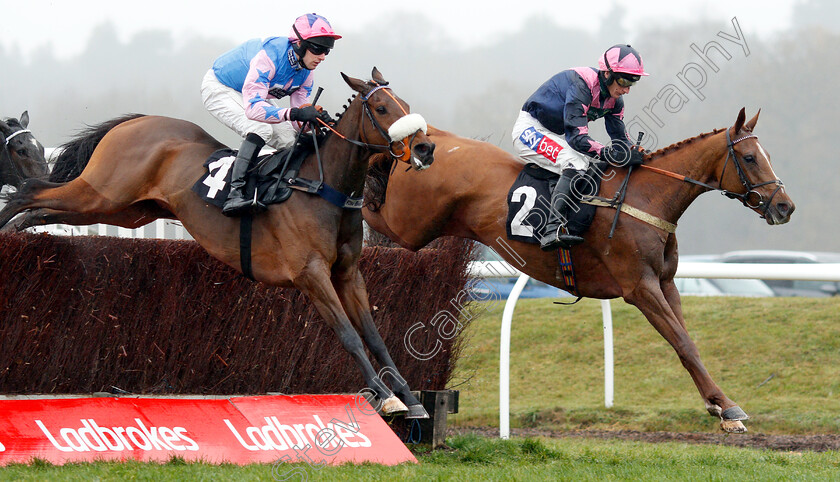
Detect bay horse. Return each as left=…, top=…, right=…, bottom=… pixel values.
left=0, top=111, right=50, bottom=189
left=363, top=108, right=795, bottom=432
left=0, top=68, right=435, bottom=419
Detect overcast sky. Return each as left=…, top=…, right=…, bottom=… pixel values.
left=2, top=0, right=798, bottom=60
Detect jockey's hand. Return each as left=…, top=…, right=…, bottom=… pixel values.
left=289, top=105, right=322, bottom=123
left=627, top=145, right=645, bottom=166
left=604, top=144, right=644, bottom=167
left=315, top=109, right=335, bottom=126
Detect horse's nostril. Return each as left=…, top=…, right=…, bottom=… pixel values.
left=415, top=143, right=433, bottom=156
left=777, top=202, right=790, bottom=215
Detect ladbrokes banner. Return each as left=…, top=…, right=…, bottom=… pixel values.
left=0, top=395, right=415, bottom=466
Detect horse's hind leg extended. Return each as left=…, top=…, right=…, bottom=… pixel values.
left=0, top=178, right=124, bottom=229
left=334, top=264, right=429, bottom=419
left=6, top=203, right=174, bottom=232
left=294, top=259, right=408, bottom=416
left=627, top=277, right=748, bottom=433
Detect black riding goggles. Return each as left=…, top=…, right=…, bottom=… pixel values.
left=614, top=73, right=640, bottom=87
left=305, top=42, right=331, bottom=56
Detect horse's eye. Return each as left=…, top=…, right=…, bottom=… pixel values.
left=743, top=155, right=756, bottom=163
left=16, top=149, right=26, bottom=156
left=375, top=106, right=387, bottom=114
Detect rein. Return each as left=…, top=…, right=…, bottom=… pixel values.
left=315, top=82, right=426, bottom=167
left=639, top=130, right=784, bottom=218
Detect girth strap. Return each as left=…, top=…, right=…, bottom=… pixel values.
left=286, top=177, right=364, bottom=209
left=239, top=212, right=255, bottom=281
left=582, top=196, right=677, bottom=234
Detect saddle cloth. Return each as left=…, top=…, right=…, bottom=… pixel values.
left=505, top=162, right=605, bottom=244
left=191, top=141, right=313, bottom=209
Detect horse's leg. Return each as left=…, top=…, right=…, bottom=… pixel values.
left=0, top=178, right=122, bottom=229
left=659, top=278, right=749, bottom=432
left=333, top=260, right=429, bottom=419
left=294, top=258, right=408, bottom=416
left=5, top=203, right=173, bottom=232
left=625, top=276, right=748, bottom=433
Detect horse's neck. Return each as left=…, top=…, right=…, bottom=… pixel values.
left=314, top=101, right=368, bottom=194
left=639, top=132, right=727, bottom=220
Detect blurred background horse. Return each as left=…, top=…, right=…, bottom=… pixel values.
left=0, top=111, right=49, bottom=190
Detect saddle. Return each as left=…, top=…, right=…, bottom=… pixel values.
left=505, top=162, right=606, bottom=244
left=192, top=136, right=315, bottom=209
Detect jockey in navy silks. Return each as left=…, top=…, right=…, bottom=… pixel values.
left=201, top=13, right=340, bottom=216
left=511, top=44, right=649, bottom=251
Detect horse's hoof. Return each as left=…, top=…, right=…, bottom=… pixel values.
left=721, top=406, right=750, bottom=421
left=405, top=404, right=430, bottom=419
left=379, top=395, right=408, bottom=416
left=720, top=419, right=747, bottom=433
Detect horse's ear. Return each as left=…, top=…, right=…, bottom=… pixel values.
left=744, top=108, right=760, bottom=132
left=371, top=67, right=386, bottom=85
left=0, top=118, right=9, bottom=136
left=20, top=110, right=30, bottom=129
left=342, top=72, right=367, bottom=94
left=732, top=107, right=746, bottom=134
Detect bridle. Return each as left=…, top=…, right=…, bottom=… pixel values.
left=639, top=130, right=784, bottom=218
left=1, top=127, right=33, bottom=184
left=718, top=129, right=784, bottom=215
left=315, top=82, right=429, bottom=169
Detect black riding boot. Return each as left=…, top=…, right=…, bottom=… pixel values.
left=222, top=133, right=266, bottom=217
left=539, top=169, right=585, bottom=251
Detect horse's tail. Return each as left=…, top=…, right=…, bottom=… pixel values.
left=49, top=114, right=146, bottom=183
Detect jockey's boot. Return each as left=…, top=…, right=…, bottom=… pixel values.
left=222, top=133, right=266, bottom=217
left=540, top=168, right=585, bottom=251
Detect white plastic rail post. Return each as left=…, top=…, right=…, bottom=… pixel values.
left=601, top=299, right=614, bottom=408
left=500, top=273, right=529, bottom=439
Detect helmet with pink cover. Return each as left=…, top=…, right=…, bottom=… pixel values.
left=289, top=13, right=341, bottom=50
left=598, top=44, right=649, bottom=77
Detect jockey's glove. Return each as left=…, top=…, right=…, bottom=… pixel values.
left=604, top=144, right=644, bottom=167
left=289, top=106, right=333, bottom=124
left=627, top=146, right=645, bottom=166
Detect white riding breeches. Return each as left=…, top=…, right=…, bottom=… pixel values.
left=511, top=111, right=592, bottom=174
left=200, top=69, right=297, bottom=150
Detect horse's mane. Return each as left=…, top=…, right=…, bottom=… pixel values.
left=646, top=128, right=724, bottom=160
left=50, top=114, right=145, bottom=183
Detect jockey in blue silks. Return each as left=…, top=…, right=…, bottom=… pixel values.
left=201, top=13, right=341, bottom=216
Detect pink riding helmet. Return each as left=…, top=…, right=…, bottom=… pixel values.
left=289, top=13, right=342, bottom=47
left=598, top=44, right=649, bottom=76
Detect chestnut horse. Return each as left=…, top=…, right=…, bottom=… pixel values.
left=1, top=111, right=49, bottom=189
left=364, top=108, right=795, bottom=432
left=0, top=68, right=435, bottom=419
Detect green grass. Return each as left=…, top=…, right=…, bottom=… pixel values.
left=3, top=436, right=839, bottom=480
left=448, top=296, right=840, bottom=434
left=4, top=296, right=839, bottom=478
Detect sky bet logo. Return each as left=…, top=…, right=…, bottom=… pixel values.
left=35, top=419, right=199, bottom=452
left=519, top=126, right=564, bottom=163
